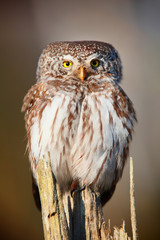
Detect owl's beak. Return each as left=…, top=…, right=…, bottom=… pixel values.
left=79, top=66, right=85, bottom=82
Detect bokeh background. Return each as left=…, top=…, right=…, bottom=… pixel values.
left=1, top=0, right=160, bottom=239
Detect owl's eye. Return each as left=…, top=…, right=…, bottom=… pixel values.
left=63, top=61, right=73, bottom=68
left=90, top=59, right=100, bottom=68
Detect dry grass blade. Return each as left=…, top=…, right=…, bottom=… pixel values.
left=130, top=157, right=138, bottom=240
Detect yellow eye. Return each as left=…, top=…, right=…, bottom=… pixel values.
left=63, top=61, right=72, bottom=68
left=90, top=59, right=100, bottom=68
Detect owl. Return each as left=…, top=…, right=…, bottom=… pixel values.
left=22, top=41, right=136, bottom=207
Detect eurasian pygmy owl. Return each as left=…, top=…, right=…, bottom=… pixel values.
left=22, top=41, right=136, bottom=207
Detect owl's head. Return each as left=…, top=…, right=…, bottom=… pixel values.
left=37, top=41, right=122, bottom=83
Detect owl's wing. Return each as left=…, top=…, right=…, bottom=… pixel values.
left=71, top=89, right=136, bottom=192
left=32, top=173, right=41, bottom=211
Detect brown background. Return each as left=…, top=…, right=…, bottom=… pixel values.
left=0, top=0, right=160, bottom=239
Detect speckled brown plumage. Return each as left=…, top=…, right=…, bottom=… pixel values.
left=22, top=41, right=136, bottom=207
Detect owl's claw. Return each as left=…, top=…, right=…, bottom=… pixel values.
left=71, top=185, right=85, bottom=197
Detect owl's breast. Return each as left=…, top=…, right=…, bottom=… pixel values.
left=70, top=84, right=136, bottom=192
left=29, top=87, right=85, bottom=187
left=27, top=80, right=136, bottom=191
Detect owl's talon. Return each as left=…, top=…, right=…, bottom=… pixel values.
left=71, top=186, right=86, bottom=197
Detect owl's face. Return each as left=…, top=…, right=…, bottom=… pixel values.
left=37, top=41, right=122, bottom=83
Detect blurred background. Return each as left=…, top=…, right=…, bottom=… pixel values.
left=0, top=0, right=160, bottom=239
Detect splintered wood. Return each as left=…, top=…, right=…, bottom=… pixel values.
left=36, top=155, right=137, bottom=239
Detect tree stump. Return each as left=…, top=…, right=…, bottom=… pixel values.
left=36, top=154, right=136, bottom=240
